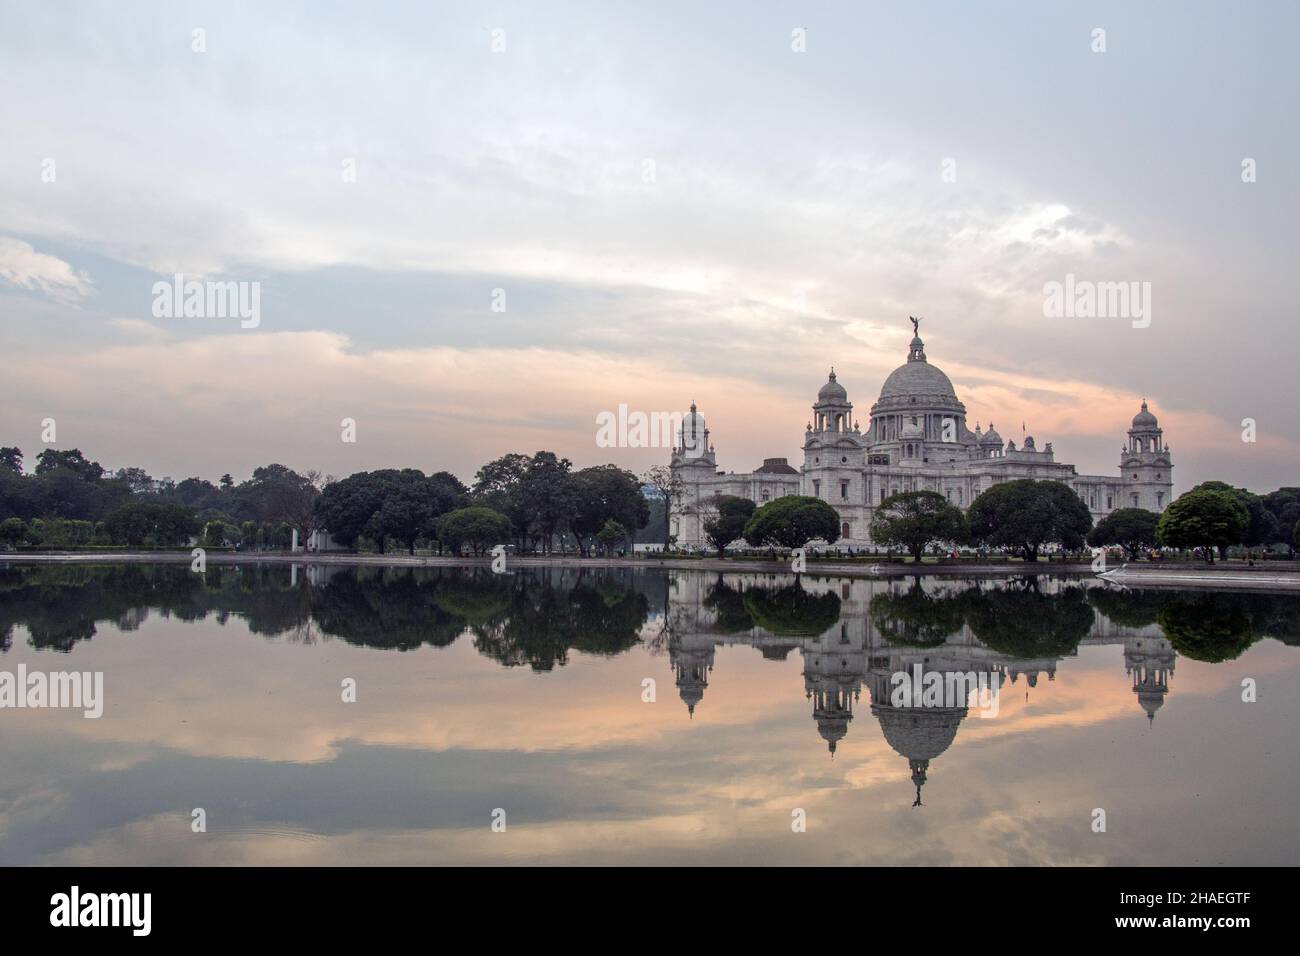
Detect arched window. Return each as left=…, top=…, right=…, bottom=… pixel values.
left=841, top=521, right=851, bottom=539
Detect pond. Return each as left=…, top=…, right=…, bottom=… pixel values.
left=1, top=562, right=1297, bottom=865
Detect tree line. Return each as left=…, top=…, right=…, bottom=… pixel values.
left=0, top=445, right=651, bottom=556
left=700, top=478, right=1300, bottom=563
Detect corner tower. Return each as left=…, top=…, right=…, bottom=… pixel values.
left=1119, top=400, right=1173, bottom=512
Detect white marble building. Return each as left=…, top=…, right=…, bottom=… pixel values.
left=669, top=321, right=1173, bottom=549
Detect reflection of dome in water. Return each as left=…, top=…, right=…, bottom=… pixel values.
left=817, top=716, right=850, bottom=754
left=871, top=702, right=968, bottom=806
left=1136, top=690, right=1165, bottom=722
left=873, top=705, right=966, bottom=762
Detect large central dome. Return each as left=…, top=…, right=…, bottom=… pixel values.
left=879, top=356, right=959, bottom=402
left=874, top=331, right=960, bottom=406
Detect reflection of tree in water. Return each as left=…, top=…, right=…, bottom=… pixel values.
left=701, top=574, right=757, bottom=634
left=1156, top=594, right=1257, bottom=663
left=962, top=578, right=1094, bottom=658
left=311, top=569, right=478, bottom=650
left=1086, top=586, right=1165, bottom=629
left=870, top=577, right=967, bottom=647
left=741, top=582, right=841, bottom=637
left=470, top=571, right=648, bottom=671
left=0, top=564, right=308, bottom=652
left=1090, top=587, right=1300, bottom=660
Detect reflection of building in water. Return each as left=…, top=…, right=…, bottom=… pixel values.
left=1125, top=637, right=1176, bottom=724
left=671, top=639, right=714, bottom=718
left=663, top=572, right=1177, bottom=803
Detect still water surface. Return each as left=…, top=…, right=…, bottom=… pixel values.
left=1, top=563, right=1298, bottom=865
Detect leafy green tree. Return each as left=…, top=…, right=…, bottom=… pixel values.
left=743, top=495, right=841, bottom=551
left=1261, top=487, right=1300, bottom=556
left=436, top=506, right=512, bottom=556
left=34, top=448, right=105, bottom=481
left=314, top=471, right=392, bottom=546
left=471, top=453, right=532, bottom=548
left=1191, top=481, right=1274, bottom=556
left=0, top=447, right=22, bottom=475
left=570, top=465, right=649, bottom=555
left=596, top=518, right=630, bottom=556
left=1087, top=508, right=1160, bottom=560
left=113, top=467, right=155, bottom=493
left=870, top=490, right=966, bottom=561
left=240, top=464, right=326, bottom=542
left=103, top=502, right=199, bottom=546
left=520, top=452, right=576, bottom=553
left=0, top=516, right=29, bottom=547
left=1156, top=488, right=1249, bottom=562
left=703, top=495, right=756, bottom=556
left=203, top=519, right=228, bottom=548
left=967, top=479, right=1092, bottom=561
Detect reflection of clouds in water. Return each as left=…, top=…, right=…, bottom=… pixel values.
left=1, top=565, right=1299, bottom=864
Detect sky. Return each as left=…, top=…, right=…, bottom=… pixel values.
left=1, top=0, right=1296, bottom=492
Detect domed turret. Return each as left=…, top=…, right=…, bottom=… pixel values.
left=1132, top=399, right=1158, bottom=429
left=818, top=369, right=848, bottom=403
left=811, top=368, right=854, bottom=434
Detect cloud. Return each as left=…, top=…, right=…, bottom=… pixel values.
left=0, top=237, right=94, bottom=301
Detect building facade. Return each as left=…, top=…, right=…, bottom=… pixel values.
left=669, top=320, right=1173, bottom=549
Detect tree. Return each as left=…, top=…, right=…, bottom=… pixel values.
left=203, top=520, right=228, bottom=548
left=1156, top=487, right=1249, bottom=563
left=0, top=447, right=22, bottom=475
left=967, top=479, right=1092, bottom=561
left=34, top=448, right=105, bottom=482
left=570, top=465, right=649, bottom=555
left=596, top=519, right=630, bottom=556
left=0, top=516, right=28, bottom=548
left=520, top=452, right=576, bottom=553
left=472, top=453, right=532, bottom=549
left=1261, top=487, right=1300, bottom=557
left=641, top=465, right=684, bottom=550
left=103, top=502, right=199, bottom=546
left=315, top=471, right=394, bottom=547
left=1087, top=507, right=1160, bottom=560
left=870, top=490, right=967, bottom=562
left=1191, top=481, right=1274, bottom=557
left=703, top=495, right=756, bottom=557
left=436, top=506, right=512, bottom=556
left=743, top=495, right=841, bottom=551
left=242, top=464, right=326, bottom=542
left=113, top=467, right=155, bottom=494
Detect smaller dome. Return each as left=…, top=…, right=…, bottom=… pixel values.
left=980, top=422, right=1002, bottom=444
left=679, top=401, right=706, bottom=439
left=1132, top=400, right=1158, bottom=429
left=818, top=369, right=848, bottom=403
